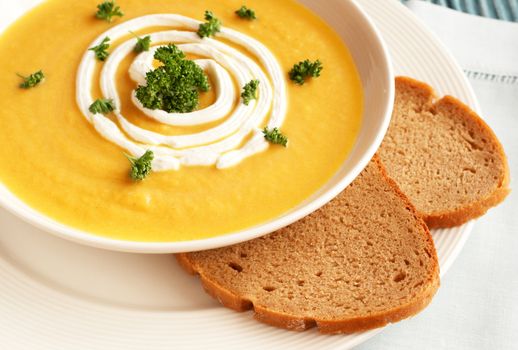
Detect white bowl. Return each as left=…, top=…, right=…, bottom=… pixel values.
left=0, top=0, right=394, bottom=253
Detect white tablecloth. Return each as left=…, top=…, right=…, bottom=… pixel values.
left=359, top=2, right=518, bottom=349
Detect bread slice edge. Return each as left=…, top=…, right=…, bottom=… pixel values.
left=393, top=77, right=510, bottom=228
left=176, top=157, right=440, bottom=334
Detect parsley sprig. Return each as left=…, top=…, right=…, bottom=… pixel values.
left=17, top=70, right=45, bottom=89
left=241, top=80, right=260, bottom=105
left=135, top=44, right=210, bottom=113
left=263, top=127, right=288, bottom=147
left=95, top=1, right=124, bottom=22
left=126, top=150, right=154, bottom=181
left=89, top=37, right=111, bottom=61
left=289, top=59, right=323, bottom=85
left=235, top=6, right=257, bottom=20
left=89, top=98, right=116, bottom=115
left=130, top=32, right=151, bottom=53
left=197, top=11, right=221, bottom=38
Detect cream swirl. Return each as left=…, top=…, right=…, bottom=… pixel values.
left=76, top=14, right=287, bottom=170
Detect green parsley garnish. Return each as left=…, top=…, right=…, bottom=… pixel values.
left=89, top=98, right=116, bottom=115
left=89, top=37, right=111, bottom=61
left=135, top=44, right=210, bottom=113
left=152, top=44, right=185, bottom=65
left=241, top=80, right=260, bottom=105
left=263, top=127, right=288, bottom=147
left=95, top=1, right=124, bottom=22
left=17, top=70, right=45, bottom=89
left=197, top=11, right=222, bottom=38
left=289, top=59, right=323, bottom=85
left=130, top=32, right=151, bottom=53
left=235, top=6, right=257, bottom=20
left=126, top=150, right=154, bottom=181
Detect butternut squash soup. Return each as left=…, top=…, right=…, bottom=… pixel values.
left=0, top=0, right=363, bottom=242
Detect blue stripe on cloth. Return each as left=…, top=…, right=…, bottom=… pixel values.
left=463, top=0, right=480, bottom=15
left=478, top=0, right=497, bottom=18
left=402, top=0, right=518, bottom=22
left=510, top=0, right=518, bottom=21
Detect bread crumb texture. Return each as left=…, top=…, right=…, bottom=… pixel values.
left=379, top=77, right=510, bottom=228
left=177, top=159, right=440, bottom=333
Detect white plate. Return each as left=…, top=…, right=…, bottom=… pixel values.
left=0, top=0, right=394, bottom=254
left=0, top=0, right=478, bottom=349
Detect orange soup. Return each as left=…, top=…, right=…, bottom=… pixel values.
left=0, top=0, right=362, bottom=242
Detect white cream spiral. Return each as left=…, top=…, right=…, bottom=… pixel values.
left=76, top=14, right=287, bottom=171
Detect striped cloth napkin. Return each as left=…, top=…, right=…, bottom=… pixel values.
left=360, top=1, right=518, bottom=349
left=402, top=0, right=518, bottom=21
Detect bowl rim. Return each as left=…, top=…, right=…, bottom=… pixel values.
left=0, top=0, right=394, bottom=253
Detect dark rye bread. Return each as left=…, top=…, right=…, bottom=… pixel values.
left=177, top=158, right=440, bottom=334
left=379, top=77, right=510, bottom=228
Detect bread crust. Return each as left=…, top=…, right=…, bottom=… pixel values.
left=176, top=157, right=440, bottom=334
left=315, top=158, right=440, bottom=334
left=425, top=94, right=510, bottom=227
left=384, top=77, right=510, bottom=228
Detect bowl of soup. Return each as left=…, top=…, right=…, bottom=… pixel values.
left=0, top=0, right=393, bottom=253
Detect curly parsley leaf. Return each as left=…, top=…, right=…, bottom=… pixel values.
left=17, top=70, right=45, bottom=89
left=197, top=11, right=221, bottom=38
left=89, top=98, right=116, bottom=115
left=135, top=44, right=210, bottom=113
left=241, top=80, right=260, bottom=105
left=95, top=1, right=124, bottom=22
left=130, top=32, right=151, bottom=53
left=235, top=6, right=257, bottom=20
left=89, top=37, right=111, bottom=61
left=153, top=44, right=185, bottom=64
left=263, top=127, right=288, bottom=147
left=288, top=59, right=323, bottom=85
left=126, top=150, right=154, bottom=181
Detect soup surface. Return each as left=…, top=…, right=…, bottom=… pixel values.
left=0, top=0, right=362, bottom=242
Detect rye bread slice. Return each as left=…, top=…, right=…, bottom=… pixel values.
left=379, top=77, right=510, bottom=228
left=177, top=158, right=440, bottom=334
